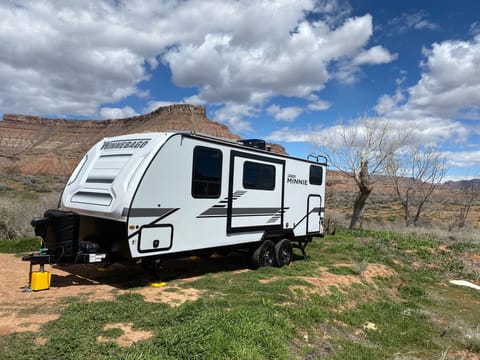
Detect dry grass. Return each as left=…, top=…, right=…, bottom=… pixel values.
left=0, top=174, right=65, bottom=239
left=444, top=320, right=480, bottom=353
left=0, top=191, right=61, bottom=239
left=369, top=222, right=480, bottom=244
left=326, top=185, right=480, bottom=244
left=351, top=258, right=369, bottom=276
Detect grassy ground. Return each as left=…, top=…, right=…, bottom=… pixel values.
left=1, top=229, right=480, bottom=359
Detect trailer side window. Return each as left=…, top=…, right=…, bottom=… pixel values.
left=309, top=165, right=323, bottom=185
left=192, top=146, right=222, bottom=198
left=243, top=161, right=275, bottom=190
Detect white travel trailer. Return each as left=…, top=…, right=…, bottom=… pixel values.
left=27, top=131, right=326, bottom=272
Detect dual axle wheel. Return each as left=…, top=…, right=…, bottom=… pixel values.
left=251, top=238, right=293, bottom=269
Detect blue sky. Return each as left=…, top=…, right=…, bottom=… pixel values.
left=0, top=1, right=479, bottom=180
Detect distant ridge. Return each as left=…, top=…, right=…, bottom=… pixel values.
left=0, top=104, right=285, bottom=176
left=443, top=178, right=480, bottom=190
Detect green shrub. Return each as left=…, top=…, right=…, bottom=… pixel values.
left=0, top=237, right=41, bottom=253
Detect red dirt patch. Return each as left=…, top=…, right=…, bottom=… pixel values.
left=260, top=263, right=397, bottom=298
left=96, top=322, right=153, bottom=347
left=0, top=253, right=203, bottom=336
left=297, top=263, right=396, bottom=296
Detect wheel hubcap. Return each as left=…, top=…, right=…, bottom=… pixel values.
left=262, top=248, right=273, bottom=265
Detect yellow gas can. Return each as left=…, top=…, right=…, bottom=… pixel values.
left=30, top=271, right=51, bottom=291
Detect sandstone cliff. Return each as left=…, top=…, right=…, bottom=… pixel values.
left=0, top=104, right=285, bottom=176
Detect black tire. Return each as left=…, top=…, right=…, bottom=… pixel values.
left=251, top=240, right=275, bottom=269
left=275, top=239, right=293, bottom=267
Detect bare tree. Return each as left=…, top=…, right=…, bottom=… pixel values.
left=310, top=117, right=412, bottom=229
left=448, top=180, right=480, bottom=231
left=386, top=145, right=447, bottom=227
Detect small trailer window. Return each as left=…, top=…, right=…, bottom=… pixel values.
left=243, top=161, right=275, bottom=190
left=309, top=165, right=323, bottom=185
left=192, top=146, right=222, bottom=198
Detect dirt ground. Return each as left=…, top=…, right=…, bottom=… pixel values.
left=0, top=250, right=417, bottom=350
left=0, top=252, right=399, bottom=338
left=0, top=253, right=209, bottom=337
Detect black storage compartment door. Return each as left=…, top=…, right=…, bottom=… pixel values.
left=44, top=210, right=79, bottom=262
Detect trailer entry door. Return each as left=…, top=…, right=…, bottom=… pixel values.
left=307, top=195, right=321, bottom=234
left=227, top=151, right=285, bottom=233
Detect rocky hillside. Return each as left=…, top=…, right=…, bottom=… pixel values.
left=443, top=178, right=480, bottom=190
left=0, top=104, right=285, bottom=176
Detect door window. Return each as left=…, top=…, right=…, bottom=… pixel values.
left=243, top=161, right=275, bottom=190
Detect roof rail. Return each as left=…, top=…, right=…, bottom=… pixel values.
left=185, top=131, right=239, bottom=145
left=308, top=153, right=328, bottom=165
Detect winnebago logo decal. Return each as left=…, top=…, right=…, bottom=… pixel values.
left=101, top=139, right=150, bottom=150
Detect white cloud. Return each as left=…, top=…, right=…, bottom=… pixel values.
left=266, top=20, right=480, bottom=177
left=267, top=127, right=312, bottom=142
left=406, top=36, right=480, bottom=118
left=267, top=29, right=480, bottom=176
left=213, top=103, right=256, bottom=132
left=0, top=1, right=147, bottom=116
left=267, top=115, right=472, bottom=163
left=0, top=0, right=396, bottom=130
left=308, top=99, right=331, bottom=111
left=374, top=89, right=405, bottom=115
left=99, top=106, right=138, bottom=119
left=470, top=22, right=480, bottom=36
left=386, top=10, right=439, bottom=34
left=267, top=105, right=303, bottom=122
left=442, top=150, right=480, bottom=168
left=182, top=95, right=207, bottom=106
left=311, top=0, right=353, bottom=26
left=334, top=44, right=396, bottom=83
left=372, top=36, right=480, bottom=144
left=267, top=120, right=398, bottom=149
left=366, top=35, right=480, bottom=173
left=164, top=14, right=379, bottom=104
left=353, top=45, right=398, bottom=65
left=395, top=70, right=407, bottom=86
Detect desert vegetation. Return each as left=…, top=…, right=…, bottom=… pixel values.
left=0, top=174, right=65, bottom=240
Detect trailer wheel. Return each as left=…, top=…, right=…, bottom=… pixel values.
left=275, top=239, right=292, bottom=267
left=251, top=240, right=275, bottom=269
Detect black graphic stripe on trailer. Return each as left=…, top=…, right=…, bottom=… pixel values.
left=126, top=207, right=179, bottom=239
left=197, top=207, right=289, bottom=218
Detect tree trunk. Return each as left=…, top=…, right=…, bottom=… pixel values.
left=403, top=191, right=411, bottom=227
left=349, top=161, right=373, bottom=229
left=350, top=187, right=373, bottom=229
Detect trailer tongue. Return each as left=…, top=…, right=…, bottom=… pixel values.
left=23, top=210, right=108, bottom=291
left=27, top=210, right=107, bottom=264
